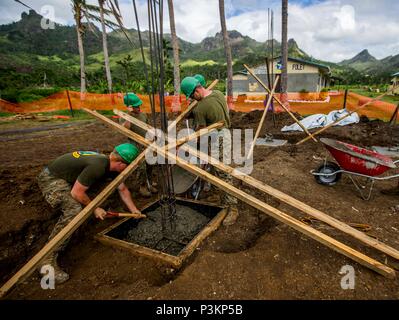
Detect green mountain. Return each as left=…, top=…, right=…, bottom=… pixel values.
left=0, top=9, right=397, bottom=100
left=339, top=49, right=398, bottom=76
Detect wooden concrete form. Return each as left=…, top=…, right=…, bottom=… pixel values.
left=85, top=110, right=396, bottom=279
left=95, top=197, right=227, bottom=269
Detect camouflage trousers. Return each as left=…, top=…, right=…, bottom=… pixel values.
left=37, top=168, right=82, bottom=253
left=209, top=129, right=238, bottom=207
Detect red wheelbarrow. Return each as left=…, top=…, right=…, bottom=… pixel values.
left=312, top=138, right=399, bottom=200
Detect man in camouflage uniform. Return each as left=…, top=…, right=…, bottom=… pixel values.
left=180, top=77, right=238, bottom=226
left=37, top=143, right=142, bottom=284
left=121, top=93, right=158, bottom=198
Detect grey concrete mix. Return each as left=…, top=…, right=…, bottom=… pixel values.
left=124, top=204, right=210, bottom=256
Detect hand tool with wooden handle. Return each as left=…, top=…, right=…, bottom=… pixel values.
left=106, top=211, right=146, bottom=219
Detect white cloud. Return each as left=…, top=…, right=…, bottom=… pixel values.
left=0, top=0, right=398, bottom=63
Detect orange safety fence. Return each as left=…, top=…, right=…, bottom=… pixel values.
left=232, top=92, right=397, bottom=121
left=0, top=90, right=397, bottom=121
left=0, top=91, right=190, bottom=114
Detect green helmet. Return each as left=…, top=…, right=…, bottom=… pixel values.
left=181, top=77, right=200, bottom=98
left=194, top=74, right=206, bottom=87
left=124, top=93, right=142, bottom=108
left=115, top=143, right=139, bottom=164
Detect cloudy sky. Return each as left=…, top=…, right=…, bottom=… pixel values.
left=1, top=0, right=398, bottom=62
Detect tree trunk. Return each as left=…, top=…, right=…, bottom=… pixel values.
left=218, top=0, right=234, bottom=110
left=167, top=0, right=181, bottom=111
left=74, top=4, right=86, bottom=95
left=99, top=0, right=112, bottom=93
left=281, top=0, right=289, bottom=107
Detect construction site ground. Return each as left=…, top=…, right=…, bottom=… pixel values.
left=1, top=111, right=399, bottom=300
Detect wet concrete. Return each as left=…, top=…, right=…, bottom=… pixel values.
left=124, top=204, right=211, bottom=256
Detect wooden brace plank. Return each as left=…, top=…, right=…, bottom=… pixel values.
left=0, top=153, right=144, bottom=298
left=0, top=116, right=221, bottom=299
left=244, top=64, right=317, bottom=142
left=84, top=111, right=396, bottom=279
left=246, top=76, right=280, bottom=160
left=109, top=107, right=399, bottom=261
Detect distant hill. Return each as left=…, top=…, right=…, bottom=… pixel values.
left=339, top=49, right=399, bottom=78
left=0, top=9, right=398, bottom=95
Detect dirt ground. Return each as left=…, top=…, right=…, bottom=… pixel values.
left=1, top=111, right=399, bottom=300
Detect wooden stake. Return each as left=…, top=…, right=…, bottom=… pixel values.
left=297, top=87, right=397, bottom=145
left=389, top=103, right=399, bottom=126
left=246, top=76, right=279, bottom=160
left=244, top=64, right=317, bottom=142
left=83, top=111, right=396, bottom=279
left=343, top=88, right=349, bottom=110
left=66, top=90, right=74, bottom=118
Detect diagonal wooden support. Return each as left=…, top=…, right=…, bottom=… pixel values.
left=244, top=64, right=317, bottom=142
left=83, top=110, right=396, bottom=279
left=246, top=76, right=280, bottom=160
left=0, top=155, right=142, bottom=299
left=297, top=86, right=398, bottom=145
left=115, top=108, right=399, bottom=261
left=0, top=117, right=221, bottom=299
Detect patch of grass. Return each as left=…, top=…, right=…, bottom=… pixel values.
left=350, top=89, right=399, bottom=104
left=0, top=112, right=14, bottom=117
left=181, top=59, right=217, bottom=67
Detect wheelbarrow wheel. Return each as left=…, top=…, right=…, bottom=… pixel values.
left=315, top=161, right=342, bottom=186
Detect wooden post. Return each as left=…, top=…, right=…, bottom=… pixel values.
left=296, top=88, right=397, bottom=145
left=82, top=111, right=396, bottom=279
left=66, top=90, right=74, bottom=118
left=244, top=64, right=317, bottom=142
left=389, top=103, right=399, bottom=126
left=115, top=112, right=399, bottom=261
left=246, top=76, right=279, bottom=160
left=343, top=88, right=349, bottom=110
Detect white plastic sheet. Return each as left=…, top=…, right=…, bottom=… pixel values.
left=281, top=109, right=360, bottom=132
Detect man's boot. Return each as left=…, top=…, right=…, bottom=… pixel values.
left=38, top=253, right=69, bottom=284
left=139, top=185, right=151, bottom=197
left=223, top=206, right=239, bottom=226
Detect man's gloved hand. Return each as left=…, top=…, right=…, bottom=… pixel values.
left=94, top=207, right=107, bottom=220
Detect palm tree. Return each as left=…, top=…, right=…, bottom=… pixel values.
left=167, top=0, right=181, bottom=111
left=98, top=0, right=112, bottom=93
left=71, top=0, right=119, bottom=96
left=218, top=0, right=234, bottom=109
left=281, top=0, right=289, bottom=106
left=72, top=0, right=87, bottom=95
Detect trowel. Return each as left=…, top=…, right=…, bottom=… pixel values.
left=256, top=133, right=288, bottom=147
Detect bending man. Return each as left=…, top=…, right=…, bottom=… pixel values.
left=37, top=143, right=141, bottom=284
